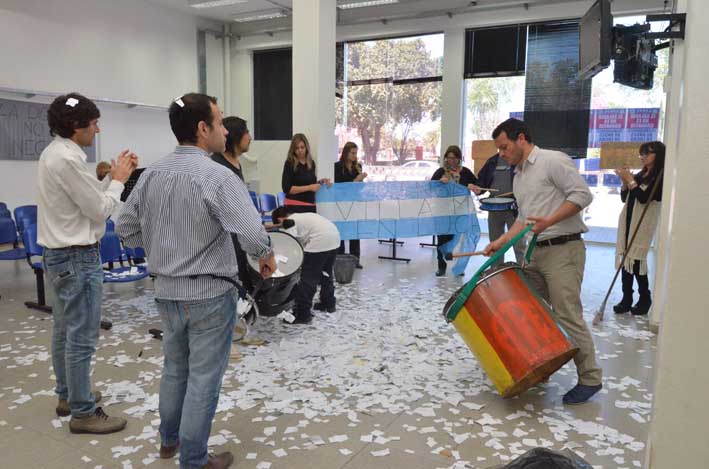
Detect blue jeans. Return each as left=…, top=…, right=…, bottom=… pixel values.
left=156, top=289, right=236, bottom=469
left=44, top=246, right=103, bottom=418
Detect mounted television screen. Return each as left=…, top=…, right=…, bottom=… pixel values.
left=579, top=0, right=612, bottom=80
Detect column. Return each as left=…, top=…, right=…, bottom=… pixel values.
left=440, top=28, right=466, bottom=159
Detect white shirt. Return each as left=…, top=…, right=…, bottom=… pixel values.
left=284, top=213, right=341, bottom=253
left=513, top=146, right=593, bottom=241
left=37, top=137, right=124, bottom=248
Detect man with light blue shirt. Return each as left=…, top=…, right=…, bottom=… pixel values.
left=483, top=118, right=602, bottom=405
left=117, top=93, right=276, bottom=469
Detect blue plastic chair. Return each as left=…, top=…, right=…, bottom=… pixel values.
left=248, top=191, right=260, bottom=211
left=0, top=208, right=11, bottom=219
left=0, top=202, right=7, bottom=211
left=100, top=232, right=149, bottom=283
left=14, top=205, right=37, bottom=238
left=277, top=192, right=286, bottom=207
left=0, top=218, right=24, bottom=260
left=259, top=194, right=278, bottom=223
left=105, top=218, right=115, bottom=232
left=21, top=224, right=52, bottom=313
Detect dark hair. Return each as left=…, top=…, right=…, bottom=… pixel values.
left=443, top=145, right=463, bottom=161
left=168, top=93, right=218, bottom=144
left=224, top=116, right=248, bottom=153
left=47, top=93, right=100, bottom=138
left=492, top=118, right=533, bottom=144
left=287, top=133, right=314, bottom=171
left=271, top=206, right=291, bottom=224
left=339, top=142, right=359, bottom=172
left=638, top=141, right=665, bottom=183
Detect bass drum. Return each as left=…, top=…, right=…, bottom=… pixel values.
left=247, top=231, right=304, bottom=316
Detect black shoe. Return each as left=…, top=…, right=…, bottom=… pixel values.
left=613, top=298, right=633, bottom=314
left=285, top=313, right=313, bottom=325
left=562, top=383, right=602, bottom=405
left=355, top=263, right=363, bottom=269
left=313, top=303, right=336, bottom=313
left=631, top=297, right=652, bottom=316
left=435, top=268, right=446, bottom=277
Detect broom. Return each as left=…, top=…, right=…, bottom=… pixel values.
left=593, top=169, right=664, bottom=325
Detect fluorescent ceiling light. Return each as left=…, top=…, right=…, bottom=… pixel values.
left=338, top=0, right=399, bottom=9
left=189, top=0, right=247, bottom=9
left=233, top=9, right=288, bottom=23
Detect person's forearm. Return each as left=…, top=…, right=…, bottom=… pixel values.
left=289, top=185, right=314, bottom=195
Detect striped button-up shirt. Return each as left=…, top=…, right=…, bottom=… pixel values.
left=117, top=146, right=272, bottom=300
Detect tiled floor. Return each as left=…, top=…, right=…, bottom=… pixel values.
left=0, top=236, right=656, bottom=468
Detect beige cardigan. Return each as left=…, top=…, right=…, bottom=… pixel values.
left=615, top=183, right=661, bottom=275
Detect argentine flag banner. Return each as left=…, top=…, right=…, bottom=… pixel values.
left=316, top=181, right=480, bottom=242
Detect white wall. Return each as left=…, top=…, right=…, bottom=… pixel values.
left=0, top=0, right=222, bottom=211
left=648, top=0, right=709, bottom=466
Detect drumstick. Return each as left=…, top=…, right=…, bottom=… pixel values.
left=444, top=251, right=485, bottom=261
left=496, top=191, right=514, bottom=198
left=473, top=187, right=499, bottom=192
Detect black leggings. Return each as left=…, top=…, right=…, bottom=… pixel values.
left=621, top=260, right=650, bottom=298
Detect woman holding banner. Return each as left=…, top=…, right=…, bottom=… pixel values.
left=334, top=142, right=367, bottom=268
left=431, top=145, right=478, bottom=277
left=281, top=133, right=331, bottom=213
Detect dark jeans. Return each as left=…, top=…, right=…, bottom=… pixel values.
left=293, top=249, right=337, bottom=318
left=436, top=234, right=454, bottom=272
left=338, top=239, right=360, bottom=259
left=621, top=260, right=650, bottom=299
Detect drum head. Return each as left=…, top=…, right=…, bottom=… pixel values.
left=247, top=231, right=304, bottom=276
left=481, top=197, right=514, bottom=204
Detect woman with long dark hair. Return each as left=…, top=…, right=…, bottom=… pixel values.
left=334, top=142, right=367, bottom=268
left=613, top=141, right=665, bottom=316
left=281, top=133, right=331, bottom=213
left=430, top=145, right=478, bottom=277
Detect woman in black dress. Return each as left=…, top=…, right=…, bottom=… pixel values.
left=430, top=145, right=478, bottom=277
left=334, top=142, right=368, bottom=268
left=281, top=133, right=331, bottom=213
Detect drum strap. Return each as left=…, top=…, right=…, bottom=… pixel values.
left=188, top=274, right=248, bottom=300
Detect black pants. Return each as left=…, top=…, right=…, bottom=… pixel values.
left=436, top=234, right=454, bottom=272
left=338, top=240, right=360, bottom=259
left=621, top=259, right=650, bottom=299
left=293, top=249, right=337, bottom=318
left=232, top=236, right=253, bottom=293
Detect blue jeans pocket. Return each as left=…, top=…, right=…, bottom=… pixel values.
left=185, top=293, right=234, bottom=332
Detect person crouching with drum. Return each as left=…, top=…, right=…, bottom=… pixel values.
left=431, top=145, right=478, bottom=276
left=471, top=152, right=525, bottom=267
left=271, top=206, right=341, bottom=325
left=612, top=141, right=665, bottom=316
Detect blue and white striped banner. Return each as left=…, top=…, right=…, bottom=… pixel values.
left=316, top=181, right=479, bottom=241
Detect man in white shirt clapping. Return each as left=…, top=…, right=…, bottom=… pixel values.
left=37, top=92, right=137, bottom=434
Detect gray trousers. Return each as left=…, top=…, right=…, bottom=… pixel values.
left=523, top=240, right=603, bottom=386
left=488, top=210, right=526, bottom=267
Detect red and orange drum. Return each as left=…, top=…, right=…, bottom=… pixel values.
left=443, top=227, right=578, bottom=398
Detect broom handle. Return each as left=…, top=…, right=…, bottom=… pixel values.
left=599, top=169, right=664, bottom=311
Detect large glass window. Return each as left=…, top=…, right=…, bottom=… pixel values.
left=581, top=15, right=668, bottom=243
left=335, top=34, right=443, bottom=181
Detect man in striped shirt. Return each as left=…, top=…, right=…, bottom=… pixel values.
left=117, top=93, right=275, bottom=469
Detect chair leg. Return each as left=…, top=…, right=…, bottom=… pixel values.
left=25, top=268, right=52, bottom=314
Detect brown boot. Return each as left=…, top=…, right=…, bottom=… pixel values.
left=69, top=407, right=126, bottom=434
left=203, top=452, right=234, bottom=469
left=160, top=442, right=179, bottom=459
left=56, top=391, right=102, bottom=417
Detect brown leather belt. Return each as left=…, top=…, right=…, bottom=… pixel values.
left=535, top=233, right=582, bottom=248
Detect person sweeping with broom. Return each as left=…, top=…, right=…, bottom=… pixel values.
left=612, top=141, right=665, bottom=316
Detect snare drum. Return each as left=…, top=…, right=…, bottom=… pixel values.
left=247, top=231, right=304, bottom=316
left=479, top=197, right=516, bottom=212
